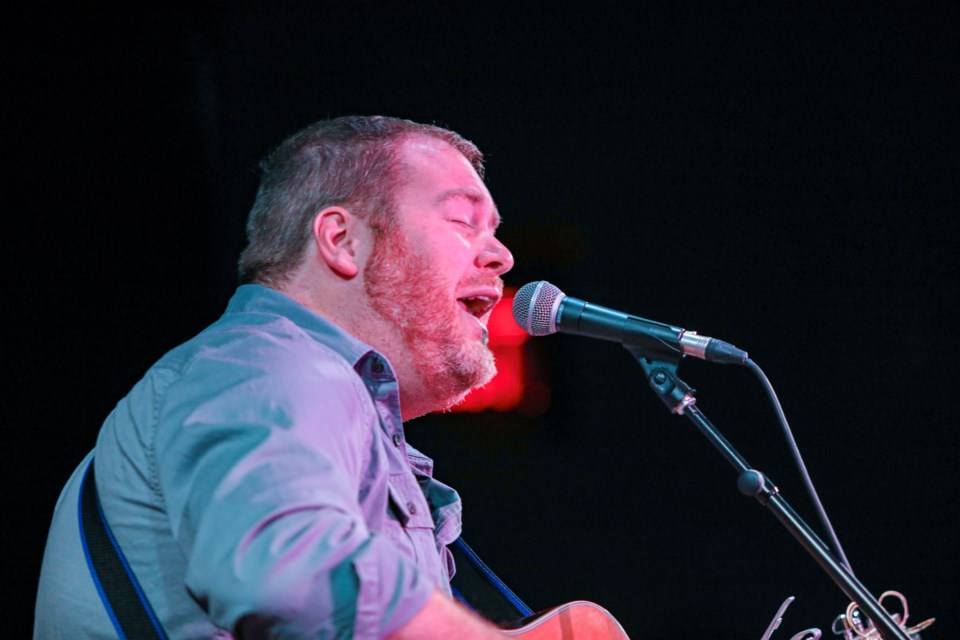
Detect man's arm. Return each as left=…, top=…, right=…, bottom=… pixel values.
left=388, top=590, right=505, bottom=640
left=156, top=338, right=438, bottom=637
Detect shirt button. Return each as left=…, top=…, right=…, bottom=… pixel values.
left=392, top=433, right=402, bottom=447
left=372, top=359, right=385, bottom=373
left=407, top=502, right=417, bottom=515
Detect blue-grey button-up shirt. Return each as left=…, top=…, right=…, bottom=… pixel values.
left=35, top=285, right=463, bottom=639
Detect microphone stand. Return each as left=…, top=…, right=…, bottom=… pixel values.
left=627, top=346, right=911, bottom=640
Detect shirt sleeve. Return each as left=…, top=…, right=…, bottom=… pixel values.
left=153, top=327, right=433, bottom=639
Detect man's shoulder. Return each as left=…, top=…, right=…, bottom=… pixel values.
left=133, top=292, right=373, bottom=424
left=179, top=310, right=357, bottom=382
left=145, top=309, right=375, bottom=442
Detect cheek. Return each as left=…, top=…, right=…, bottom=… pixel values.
left=420, top=238, right=474, bottom=274
left=452, top=233, right=472, bottom=250
left=423, top=230, right=472, bottom=255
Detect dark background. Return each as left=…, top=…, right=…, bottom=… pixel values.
left=8, top=3, right=958, bottom=639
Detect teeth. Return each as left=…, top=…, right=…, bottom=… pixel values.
left=459, top=295, right=497, bottom=317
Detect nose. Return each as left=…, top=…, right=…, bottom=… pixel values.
left=478, top=235, right=514, bottom=275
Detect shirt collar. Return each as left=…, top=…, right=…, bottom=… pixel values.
left=224, top=285, right=431, bottom=471
left=224, top=284, right=375, bottom=367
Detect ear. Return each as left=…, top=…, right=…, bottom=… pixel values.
left=311, top=206, right=363, bottom=278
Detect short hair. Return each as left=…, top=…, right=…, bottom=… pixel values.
left=237, top=115, right=484, bottom=286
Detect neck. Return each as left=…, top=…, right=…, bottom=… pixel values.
left=275, top=273, right=441, bottom=422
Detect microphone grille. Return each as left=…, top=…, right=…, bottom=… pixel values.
left=512, top=281, right=564, bottom=336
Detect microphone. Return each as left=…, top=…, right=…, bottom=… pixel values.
left=512, top=281, right=748, bottom=365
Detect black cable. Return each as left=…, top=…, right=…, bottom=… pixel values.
left=745, top=358, right=854, bottom=574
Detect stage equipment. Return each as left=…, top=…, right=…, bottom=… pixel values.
left=513, top=281, right=933, bottom=640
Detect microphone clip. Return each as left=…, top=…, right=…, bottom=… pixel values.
left=627, top=346, right=696, bottom=414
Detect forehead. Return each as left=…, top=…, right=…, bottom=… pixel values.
left=396, top=137, right=500, bottom=224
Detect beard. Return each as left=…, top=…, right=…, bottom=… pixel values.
left=363, top=225, right=498, bottom=411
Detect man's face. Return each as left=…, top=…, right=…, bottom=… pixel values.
left=363, top=137, right=514, bottom=411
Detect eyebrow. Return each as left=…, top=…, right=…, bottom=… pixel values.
left=435, top=186, right=502, bottom=227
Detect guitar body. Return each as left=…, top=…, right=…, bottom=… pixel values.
left=503, top=601, right=630, bottom=639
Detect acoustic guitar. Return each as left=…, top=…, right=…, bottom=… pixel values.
left=503, top=600, right=630, bottom=639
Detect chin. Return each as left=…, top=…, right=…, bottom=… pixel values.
left=427, top=340, right=497, bottom=412
left=458, top=340, right=497, bottom=387
left=431, top=390, right=471, bottom=414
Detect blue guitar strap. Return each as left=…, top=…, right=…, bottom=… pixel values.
left=78, top=459, right=169, bottom=640
left=450, top=537, right=534, bottom=626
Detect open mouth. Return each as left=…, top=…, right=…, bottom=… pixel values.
left=457, top=295, right=499, bottom=320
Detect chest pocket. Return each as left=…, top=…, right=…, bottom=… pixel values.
left=382, top=472, right=437, bottom=568
left=386, top=472, right=435, bottom=529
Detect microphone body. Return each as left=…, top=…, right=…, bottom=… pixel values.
left=513, top=281, right=748, bottom=365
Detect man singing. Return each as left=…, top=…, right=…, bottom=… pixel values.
left=35, top=116, right=514, bottom=639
